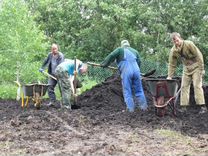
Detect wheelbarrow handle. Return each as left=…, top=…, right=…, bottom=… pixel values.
left=173, top=87, right=181, bottom=105
left=14, top=80, right=21, bottom=101
left=14, top=80, right=21, bottom=87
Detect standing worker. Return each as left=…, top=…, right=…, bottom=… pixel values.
left=101, top=40, right=148, bottom=112
left=55, top=59, right=88, bottom=109
left=167, top=32, right=207, bottom=113
left=39, top=43, right=64, bottom=106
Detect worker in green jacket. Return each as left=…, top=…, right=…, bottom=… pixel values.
left=167, top=32, right=207, bottom=113
left=101, top=40, right=147, bottom=112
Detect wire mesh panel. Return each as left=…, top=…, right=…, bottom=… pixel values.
left=84, top=60, right=183, bottom=83
left=140, top=59, right=183, bottom=77
left=85, top=65, right=116, bottom=82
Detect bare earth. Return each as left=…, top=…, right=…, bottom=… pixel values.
left=0, top=76, right=208, bottom=156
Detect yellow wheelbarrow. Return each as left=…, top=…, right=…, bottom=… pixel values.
left=15, top=81, right=48, bottom=109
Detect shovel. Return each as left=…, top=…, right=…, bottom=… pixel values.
left=73, top=57, right=78, bottom=105
left=87, top=62, right=117, bottom=70
left=42, top=71, right=57, bottom=80
left=141, top=69, right=156, bottom=77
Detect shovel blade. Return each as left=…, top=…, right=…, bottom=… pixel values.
left=141, top=69, right=156, bottom=77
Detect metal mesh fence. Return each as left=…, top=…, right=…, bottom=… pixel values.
left=84, top=59, right=208, bottom=84
left=84, top=60, right=184, bottom=83
left=86, top=65, right=116, bottom=82
left=141, top=59, right=183, bottom=77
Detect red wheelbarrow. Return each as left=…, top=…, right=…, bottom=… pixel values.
left=145, top=78, right=181, bottom=117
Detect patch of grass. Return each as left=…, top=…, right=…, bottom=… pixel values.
left=155, top=129, right=192, bottom=143
left=156, top=129, right=185, bottom=138
left=154, top=129, right=198, bottom=155
left=0, top=141, right=26, bottom=155
left=79, top=77, right=97, bottom=94
left=0, top=83, right=17, bottom=99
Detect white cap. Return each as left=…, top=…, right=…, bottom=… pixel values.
left=121, top=40, right=130, bottom=47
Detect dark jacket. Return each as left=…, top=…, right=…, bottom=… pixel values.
left=41, top=52, right=64, bottom=74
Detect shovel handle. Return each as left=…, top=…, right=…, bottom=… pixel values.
left=42, top=71, right=57, bottom=80
left=73, top=57, right=78, bottom=104
left=87, top=62, right=117, bottom=70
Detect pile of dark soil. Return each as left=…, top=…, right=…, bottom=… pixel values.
left=0, top=74, right=208, bottom=155
left=79, top=74, right=208, bottom=117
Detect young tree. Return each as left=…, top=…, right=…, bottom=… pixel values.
left=0, top=0, right=48, bottom=83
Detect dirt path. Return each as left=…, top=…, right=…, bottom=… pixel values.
left=0, top=76, right=208, bottom=155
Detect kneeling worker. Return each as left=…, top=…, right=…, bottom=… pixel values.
left=55, top=59, right=88, bottom=109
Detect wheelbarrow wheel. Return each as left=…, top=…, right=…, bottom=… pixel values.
left=155, top=107, right=166, bottom=117
left=34, top=103, right=41, bottom=109
left=154, top=96, right=167, bottom=117
left=34, top=92, right=41, bottom=109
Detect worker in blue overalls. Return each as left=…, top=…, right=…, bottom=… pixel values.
left=101, top=40, right=147, bottom=112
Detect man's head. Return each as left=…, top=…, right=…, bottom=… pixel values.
left=79, top=63, right=88, bottom=74
left=121, top=40, right=130, bottom=47
left=170, top=32, right=183, bottom=48
left=51, top=43, right=59, bottom=55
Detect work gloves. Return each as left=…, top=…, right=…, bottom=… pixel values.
left=39, top=68, right=44, bottom=73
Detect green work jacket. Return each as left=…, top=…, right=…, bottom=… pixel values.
left=101, top=47, right=141, bottom=68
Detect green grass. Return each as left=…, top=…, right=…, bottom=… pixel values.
left=155, top=129, right=191, bottom=141
left=0, top=83, right=17, bottom=99
left=158, top=130, right=208, bottom=155
left=79, top=77, right=97, bottom=94
left=0, top=141, right=27, bottom=155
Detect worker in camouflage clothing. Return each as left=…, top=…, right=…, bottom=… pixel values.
left=167, top=32, right=207, bottom=113
left=101, top=40, right=147, bottom=112
left=55, top=59, right=87, bottom=109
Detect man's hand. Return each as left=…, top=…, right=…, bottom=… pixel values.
left=201, top=70, right=205, bottom=77
left=167, top=77, right=172, bottom=80
left=73, top=93, right=78, bottom=97
left=74, top=71, right=78, bottom=75
left=39, top=68, right=44, bottom=73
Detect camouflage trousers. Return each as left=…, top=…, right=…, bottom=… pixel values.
left=55, top=66, right=71, bottom=108
left=181, top=67, right=205, bottom=106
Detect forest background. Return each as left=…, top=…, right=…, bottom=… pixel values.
left=0, top=0, right=208, bottom=98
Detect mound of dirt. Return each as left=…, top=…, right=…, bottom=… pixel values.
left=77, top=74, right=208, bottom=130
left=78, top=75, right=157, bottom=116
left=78, top=75, right=125, bottom=112
left=79, top=74, right=208, bottom=114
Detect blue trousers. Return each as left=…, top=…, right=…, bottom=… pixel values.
left=121, top=71, right=147, bottom=112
